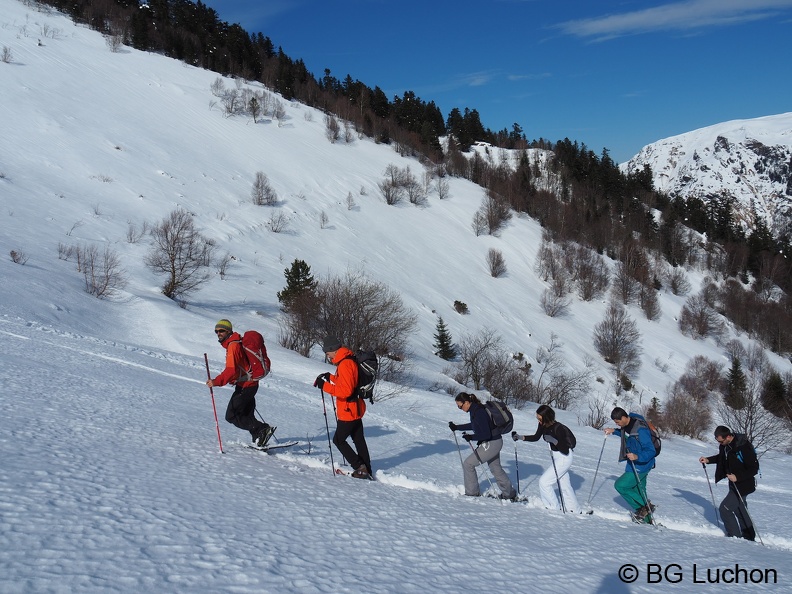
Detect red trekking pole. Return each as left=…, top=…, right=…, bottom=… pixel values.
left=204, top=353, right=224, bottom=454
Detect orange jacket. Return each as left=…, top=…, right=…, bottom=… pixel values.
left=213, top=332, right=258, bottom=388
left=323, top=346, right=366, bottom=421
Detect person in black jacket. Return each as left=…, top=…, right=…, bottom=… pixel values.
left=449, top=393, right=516, bottom=500
left=699, top=425, right=759, bottom=540
left=513, top=404, right=580, bottom=513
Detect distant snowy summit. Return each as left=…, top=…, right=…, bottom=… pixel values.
left=621, top=112, right=792, bottom=237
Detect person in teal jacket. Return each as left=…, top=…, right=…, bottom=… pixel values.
left=604, top=407, right=657, bottom=522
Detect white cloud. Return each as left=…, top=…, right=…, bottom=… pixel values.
left=555, top=0, right=792, bottom=41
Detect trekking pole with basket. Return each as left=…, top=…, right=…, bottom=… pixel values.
left=585, top=436, right=607, bottom=510
left=451, top=430, right=465, bottom=468
left=701, top=463, right=722, bottom=530
left=730, top=481, right=763, bottom=546
left=549, top=445, right=567, bottom=513
left=467, top=439, right=497, bottom=496
left=628, top=457, right=657, bottom=527
left=203, top=354, right=224, bottom=454
left=514, top=440, right=521, bottom=496
left=319, top=388, right=336, bottom=476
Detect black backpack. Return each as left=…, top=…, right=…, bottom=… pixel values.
left=343, top=350, right=379, bottom=404
left=484, top=400, right=514, bottom=435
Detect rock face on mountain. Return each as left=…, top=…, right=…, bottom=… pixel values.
left=621, top=113, right=792, bottom=237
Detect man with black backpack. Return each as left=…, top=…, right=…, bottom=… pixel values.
left=314, top=335, right=372, bottom=480
left=699, top=426, right=759, bottom=541
left=206, top=319, right=274, bottom=447
left=604, top=407, right=657, bottom=523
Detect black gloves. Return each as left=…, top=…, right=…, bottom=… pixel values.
left=314, top=372, right=330, bottom=390
left=462, top=433, right=474, bottom=442
left=511, top=431, right=520, bottom=441
left=543, top=434, right=558, bottom=446
left=449, top=422, right=458, bottom=432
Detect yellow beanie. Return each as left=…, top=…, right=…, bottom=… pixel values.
left=215, top=319, right=233, bottom=331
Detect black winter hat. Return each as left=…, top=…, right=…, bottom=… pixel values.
left=323, top=335, right=343, bottom=352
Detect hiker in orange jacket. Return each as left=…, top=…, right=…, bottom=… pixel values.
left=314, top=335, right=372, bottom=479
left=206, top=319, right=274, bottom=447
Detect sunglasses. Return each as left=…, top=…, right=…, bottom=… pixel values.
left=215, top=329, right=229, bottom=335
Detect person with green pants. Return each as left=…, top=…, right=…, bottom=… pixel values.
left=604, top=407, right=657, bottom=522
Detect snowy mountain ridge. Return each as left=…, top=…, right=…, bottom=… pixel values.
left=622, top=112, right=792, bottom=237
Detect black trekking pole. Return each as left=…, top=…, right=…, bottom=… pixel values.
left=730, top=481, right=764, bottom=546
left=628, top=458, right=656, bottom=527
left=451, top=430, right=465, bottom=468
left=549, top=445, right=567, bottom=513
left=585, top=436, right=607, bottom=511
left=701, top=463, right=722, bottom=530
left=514, top=440, right=521, bottom=496
left=319, top=388, right=336, bottom=476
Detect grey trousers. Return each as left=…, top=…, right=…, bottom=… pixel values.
left=462, top=438, right=516, bottom=498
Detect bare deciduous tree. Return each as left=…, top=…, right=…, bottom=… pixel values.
left=593, top=301, right=643, bottom=379
left=145, top=209, right=215, bottom=302
left=251, top=171, right=277, bottom=206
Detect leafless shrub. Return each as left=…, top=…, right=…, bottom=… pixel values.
left=77, top=244, right=127, bottom=298
left=210, top=77, right=226, bottom=97
left=1, top=46, right=13, bottom=64
left=310, top=271, right=417, bottom=388
left=612, top=262, right=640, bottom=305
left=454, top=328, right=503, bottom=391
left=639, top=283, right=661, bottom=320
left=105, top=33, right=123, bottom=52
left=678, top=293, right=726, bottom=340
left=145, top=209, right=215, bottom=301
left=346, top=192, right=356, bottom=210
left=324, top=114, right=340, bottom=142
left=10, top=250, right=28, bottom=264
left=66, top=220, right=84, bottom=236
left=661, top=384, right=712, bottom=439
left=540, top=288, right=570, bottom=318
left=251, top=171, right=277, bottom=206
left=272, top=99, right=286, bottom=120
left=474, top=191, right=511, bottom=236
left=436, top=176, right=450, bottom=200
left=579, top=394, right=611, bottom=429
left=471, top=210, right=487, bottom=236
left=58, top=242, right=75, bottom=260
left=667, top=267, right=692, bottom=296
left=126, top=220, right=148, bottom=243
left=319, top=211, right=329, bottom=229
left=525, top=333, right=591, bottom=409
left=486, top=248, right=507, bottom=278
left=572, top=245, right=610, bottom=301
left=267, top=211, right=290, bottom=233
left=217, top=252, right=233, bottom=280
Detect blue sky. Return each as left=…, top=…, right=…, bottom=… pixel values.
left=203, top=0, right=792, bottom=163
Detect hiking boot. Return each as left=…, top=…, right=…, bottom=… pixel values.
left=351, top=465, right=370, bottom=480
left=742, top=527, right=756, bottom=541
left=256, top=425, right=276, bottom=448
left=634, top=501, right=656, bottom=521
left=498, top=492, right=517, bottom=502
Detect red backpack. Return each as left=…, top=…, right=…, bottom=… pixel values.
left=237, top=330, right=271, bottom=381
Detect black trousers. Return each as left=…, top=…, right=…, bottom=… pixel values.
left=333, top=418, right=371, bottom=473
left=720, top=488, right=753, bottom=538
left=225, top=384, right=266, bottom=439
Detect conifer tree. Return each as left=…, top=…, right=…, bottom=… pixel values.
left=725, top=357, right=747, bottom=410
left=277, top=259, right=316, bottom=309
left=433, top=316, right=456, bottom=360
left=761, top=370, right=788, bottom=418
